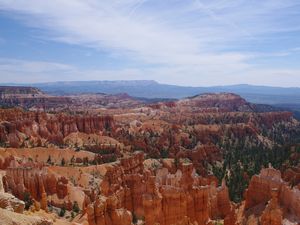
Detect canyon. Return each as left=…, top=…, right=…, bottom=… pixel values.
left=0, top=87, right=299, bottom=225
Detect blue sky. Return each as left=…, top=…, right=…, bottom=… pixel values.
left=0, top=0, right=300, bottom=86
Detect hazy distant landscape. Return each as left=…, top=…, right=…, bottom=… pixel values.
left=4, top=80, right=300, bottom=118
left=3, top=80, right=300, bottom=103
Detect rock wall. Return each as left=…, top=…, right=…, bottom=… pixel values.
left=244, top=167, right=300, bottom=224
left=260, top=188, right=283, bottom=225
left=280, top=183, right=300, bottom=219
left=85, top=153, right=233, bottom=225
left=86, top=195, right=132, bottom=225
left=245, top=168, right=282, bottom=210
left=0, top=173, right=25, bottom=213
left=0, top=151, right=234, bottom=225
left=0, top=108, right=114, bottom=147
left=3, top=163, right=69, bottom=211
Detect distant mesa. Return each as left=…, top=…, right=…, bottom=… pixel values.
left=0, top=86, right=43, bottom=95
left=0, top=86, right=142, bottom=111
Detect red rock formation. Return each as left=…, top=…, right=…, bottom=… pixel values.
left=0, top=172, right=25, bottom=213
left=279, top=181, right=300, bottom=219
left=86, top=153, right=232, bottom=225
left=245, top=168, right=282, bottom=210
left=257, top=111, right=294, bottom=129
left=0, top=192, right=25, bottom=213
left=210, top=180, right=232, bottom=219
left=0, top=108, right=114, bottom=147
left=0, top=155, right=14, bottom=169
left=0, top=86, right=142, bottom=111
left=244, top=167, right=300, bottom=224
left=283, top=167, right=300, bottom=186
left=56, top=177, right=68, bottom=199
left=3, top=162, right=71, bottom=210
left=224, top=208, right=238, bottom=225
left=143, top=177, right=163, bottom=225
left=260, top=188, right=283, bottom=225
left=177, top=93, right=251, bottom=112
left=177, top=145, right=222, bottom=175
left=87, top=192, right=132, bottom=225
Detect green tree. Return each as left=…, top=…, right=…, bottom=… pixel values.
left=47, top=155, right=52, bottom=164
left=132, top=212, right=138, bottom=224
left=59, top=207, right=66, bottom=217
left=72, top=201, right=80, bottom=213
left=61, top=158, right=66, bottom=166
left=23, top=192, right=33, bottom=210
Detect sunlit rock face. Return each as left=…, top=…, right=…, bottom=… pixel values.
left=83, top=152, right=233, bottom=225
left=241, top=167, right=300, bottom=225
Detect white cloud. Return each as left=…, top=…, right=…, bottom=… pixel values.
left=0, top=57, right=147, bottom=83
left=0, top=58, right=74, bottom=73
left=0, top=0, right=252, bottom=66
left=0, top=0, right=299, bottom=86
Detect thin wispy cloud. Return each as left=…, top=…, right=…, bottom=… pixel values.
left=0, top=58, right=73, bottom=73
left=1, top=57, right=300, bottom=87
left=0, top=0, right=299, bottom=86
left=0, top=58, right=75, bottom=82
left=0, top=58, right=152, bottom=83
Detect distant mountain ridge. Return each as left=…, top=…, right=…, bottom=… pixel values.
left=2, top=80, right=300, bottom=106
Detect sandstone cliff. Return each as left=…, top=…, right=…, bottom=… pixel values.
left=0, top=108, right=114, bottom=147
left=242, top=167, right=300, bottom=224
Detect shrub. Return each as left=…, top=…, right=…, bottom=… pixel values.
left=61, top=158, right=66, bottom=166
left=47, top=155, right=52, bottom=164
left=59, top=207, right=66, bottom=217
left=23, top=192, right=33, bottom=210
left=132, top=212, right=138, bottom=224
left=72, top=201, right=80, bottom=213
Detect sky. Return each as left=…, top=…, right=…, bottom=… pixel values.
left=0, top=0, right=300, bottom=87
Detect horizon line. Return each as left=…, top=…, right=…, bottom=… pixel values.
left=1, top=80, right=300, bottom=89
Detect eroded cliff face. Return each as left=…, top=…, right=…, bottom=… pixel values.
left=0, top=151, right=233, bottom=225
left=0, top=108, right=114, bottom=147
left=1, top=149, right=299, bottom=225
left=0, top=173, right=25, bottom=213
left=0, top=170, right=53, bottom=224
left=233, top=167, right=300, bottom=225
left=3, top=163, right=69, bottom=210
left=83, top=152, right=233, bottom=225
